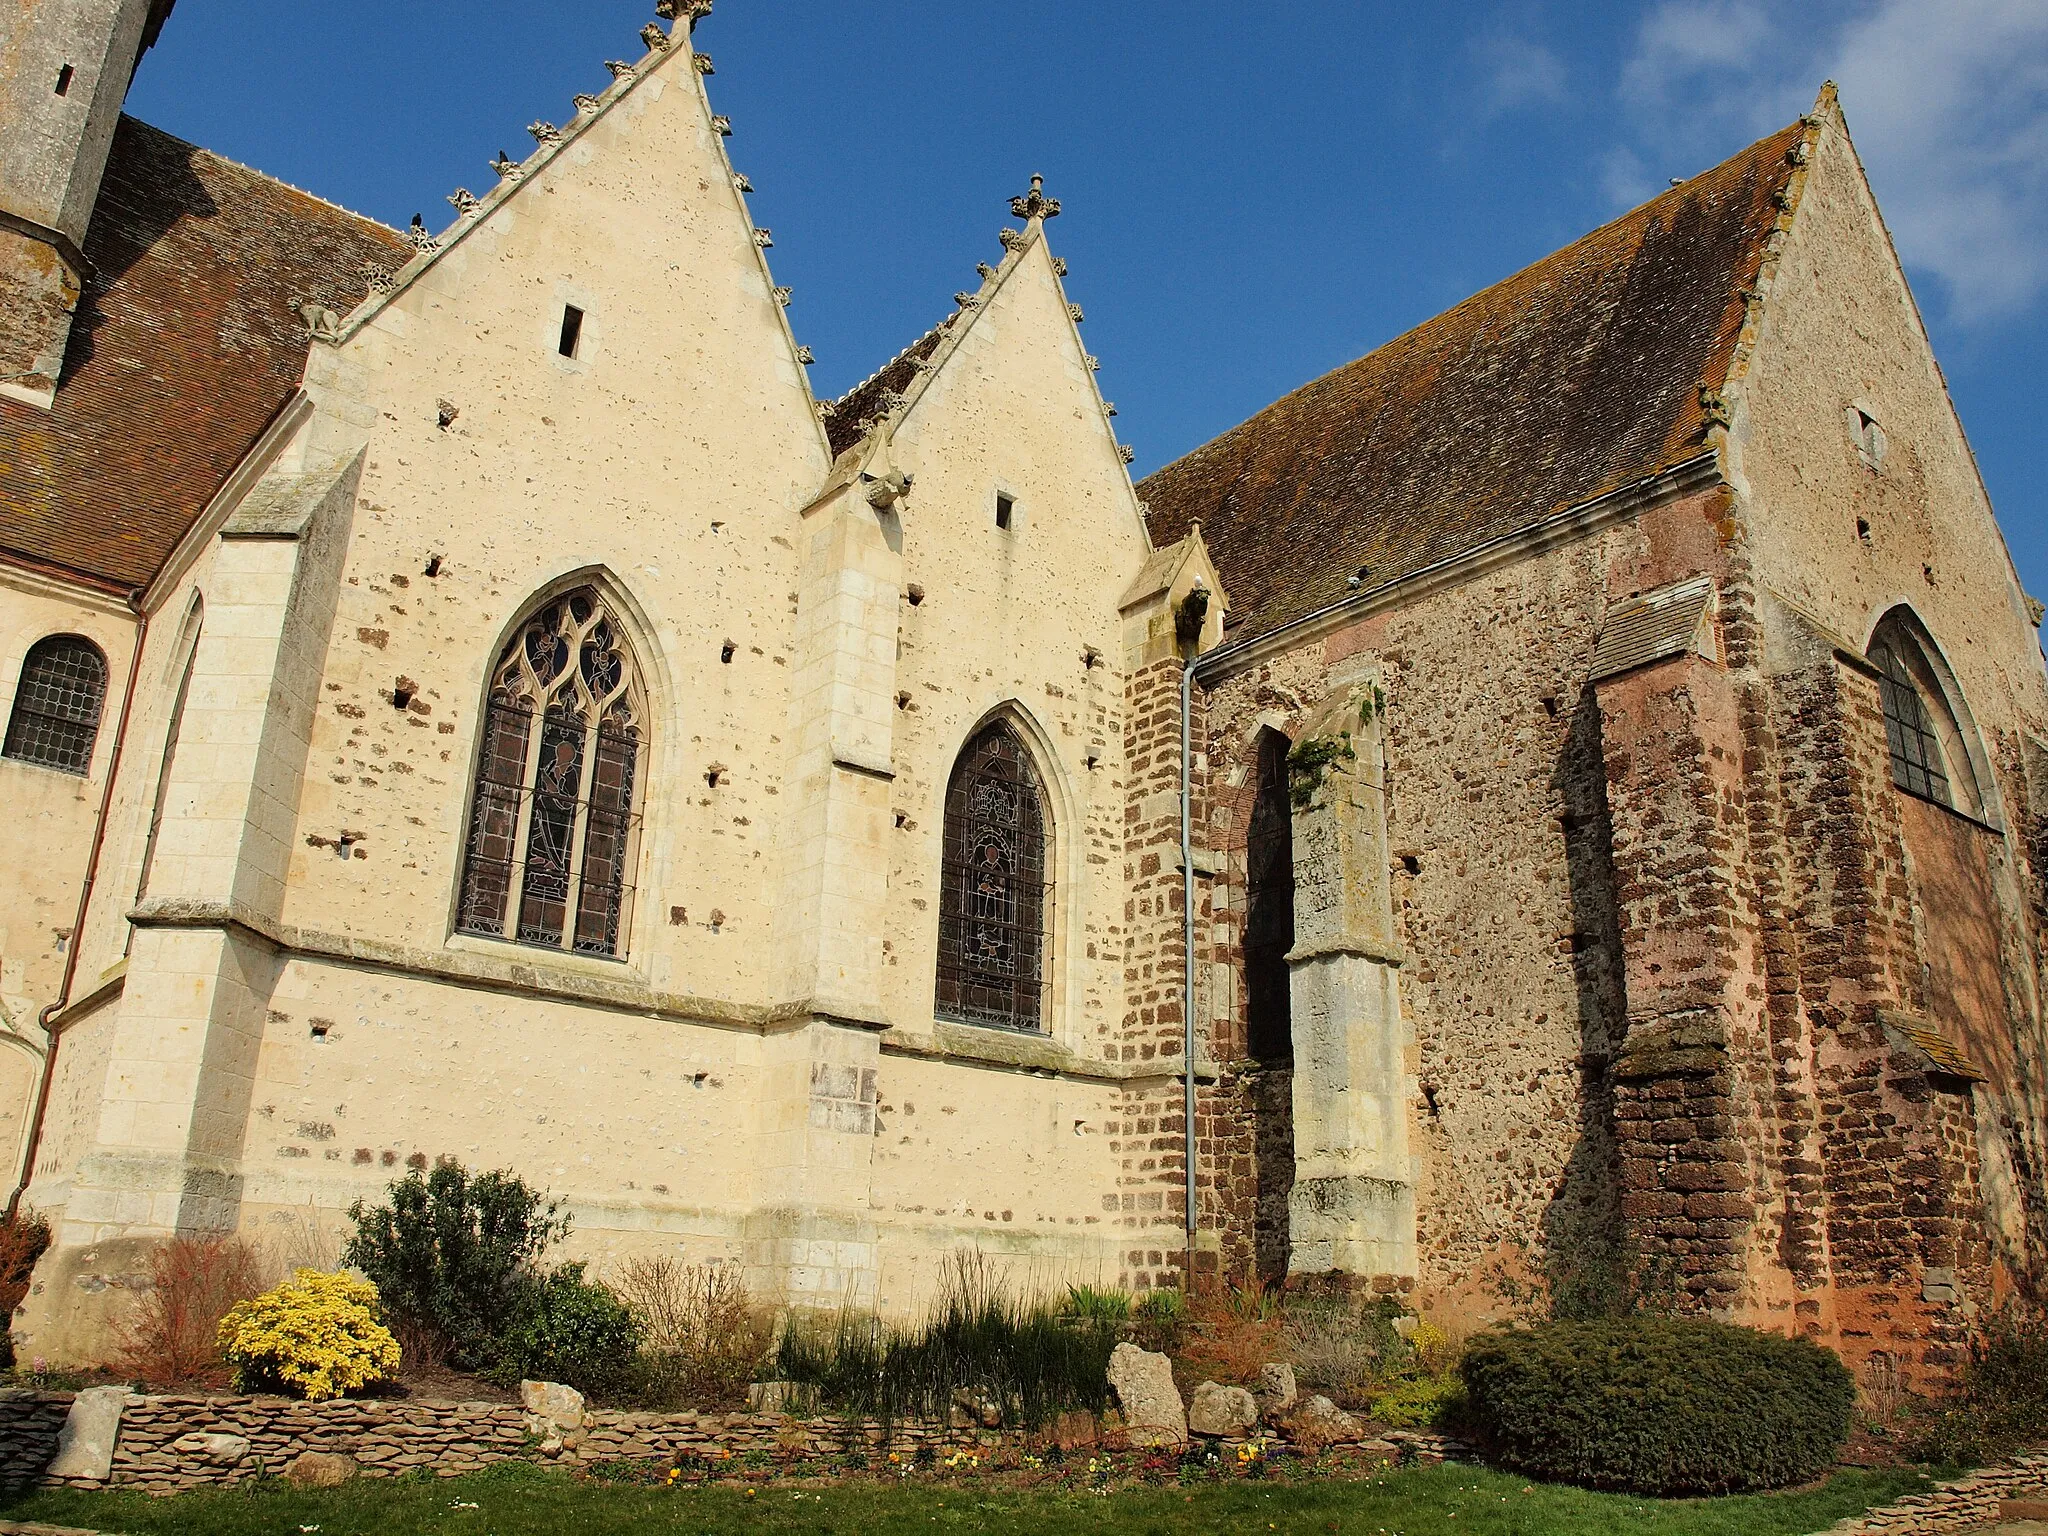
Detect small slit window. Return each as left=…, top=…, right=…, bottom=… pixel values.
left=55, top=65, right=74, bottom=96
left=1849, top=406, right=1887, bottom=472
left=936, top=721, right=1050, bottom=1032
left=558, top=305, right=584, bottom=359
left=4, top=635, right=107, bottom=775
left=994, top=493, right=1014, bottom=531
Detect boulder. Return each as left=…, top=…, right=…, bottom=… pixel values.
left=1107, top=1342, right=1186, bottom=1447
left=287, top=1450, right=361, bottom=1487
left=48, top=1386, right=126, bottom=1481
left=519, top=1379, right=585, bottom=1434
left=169, top=1431, right=251, bottom=1467
left=1253, top=1362, right=1298, bottom=1415
left=1277, top=1393, right=1364, bottom=1450
left=949, top=1387, right=1002, bottom=1429
left=1188, top=1381, right=1260, bottom=1438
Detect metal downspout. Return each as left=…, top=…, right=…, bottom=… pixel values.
left=7, top=590, right=149, bottom=1222
left=1181, top=655, right=1198, bottom=1263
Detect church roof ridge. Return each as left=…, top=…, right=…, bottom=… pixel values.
left=1138, top=112, right=1814, bottom=647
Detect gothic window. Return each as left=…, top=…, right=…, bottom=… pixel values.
left=3, top=635, right=106, bottom=774
left=1868, top=610, right=1983, bottom=816
left=1243, top=728, right=1295, bottom=1061
left=936, top=721, right=1051, bottom=1032
left=457, top=588, right=645, bottom=958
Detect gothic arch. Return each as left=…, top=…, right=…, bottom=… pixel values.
left=932, top=703, right=1070, bottom=1034
left=1862, top=605, right=1996, bottom=823
left=452, top=573, right=661, bottom=959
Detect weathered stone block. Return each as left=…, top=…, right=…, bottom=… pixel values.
left=1107, top=1343, right=1186, bottom=1446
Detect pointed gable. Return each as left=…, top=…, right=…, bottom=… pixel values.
left=1139, top=119, right=1809, bottom=646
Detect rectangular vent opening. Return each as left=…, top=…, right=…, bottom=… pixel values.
left=558, top=304, right=584, bottom=358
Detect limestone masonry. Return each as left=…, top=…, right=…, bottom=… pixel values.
left=0, top=0, right=2042, bottom=1385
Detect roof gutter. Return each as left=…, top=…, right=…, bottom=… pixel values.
left=1190, top=450, right=1724, bottom=687
left=8, top=587, right=149, bottom=1221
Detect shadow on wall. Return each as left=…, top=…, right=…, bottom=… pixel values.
left=1536, top=687, right=1632, bottom=1315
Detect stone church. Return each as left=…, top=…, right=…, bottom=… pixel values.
left=2, top=0, right=2043, bottom=1381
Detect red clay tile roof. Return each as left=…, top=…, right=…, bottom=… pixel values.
left=824, top=319, right=952, bottom=459
left=0, top=115, right=409, bottom=592
left=1139, top=120, right=1808, bottom=647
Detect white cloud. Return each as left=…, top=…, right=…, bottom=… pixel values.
left=1614, top=0, right=2048, bottom=323
left=1475, top=33, right=1570, bottom=118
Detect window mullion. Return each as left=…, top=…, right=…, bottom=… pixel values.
left=503, top=702, right=546, bottom=940
left=559, top=714, right=601, bottom=950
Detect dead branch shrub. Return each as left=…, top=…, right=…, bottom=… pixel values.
left=1282, top=1295, right=1406, bottom=1409
left=615, top=1256, right=768, bottom=1409
left=0, top=1208, right=52, bottom=1367
left=1172, top=1285, right=1285, bottom=1393
left=118, top=1234, right=271, bottom=1386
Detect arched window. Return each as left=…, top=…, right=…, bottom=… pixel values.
left=3, top=635, right=107, bottom=775
left=1243, top=728, right=1295, bottom=1061
left=457, top=587, right=645, bottom=958
left=1868, top=610, right=1983, bottom=816
left=936, top=720, right=1051, bottom=1032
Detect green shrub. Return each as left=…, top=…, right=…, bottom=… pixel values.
left=1129, top=1285, right=1188, bottom=1354
left=1061, top=1285, right=1131, bottom=1325
left=342, top=1158, right=568, bottom=1370
left=776, top=1254, right=1117, bottom=1429
left=1912, top=1308, right=2048, bottom=1467
left=1370, top=1372, right=1465, bottom=1429
left=1460, top=1318, right=1854, bottom=1495
left=488, top=1263, right=643, bottom=1397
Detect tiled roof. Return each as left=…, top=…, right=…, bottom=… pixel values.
left=1138, top=119, right=1809, bottom=646
left=824, top=319, right=951, bottom=459
left=0, top=116, right=409, bottom=592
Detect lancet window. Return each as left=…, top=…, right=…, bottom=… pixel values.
left=1867, top=610, right=1983, bottom=816
left=457, top=588, right=645, bottom=957
left=1243, top=728, right=1296, bottom=1061
left=936, top=721, right=1051, bottom=1032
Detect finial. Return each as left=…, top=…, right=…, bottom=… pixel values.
left=1051, top=257, right=1068, bottom=277
left=694, top=52, right=715, bottom=73
left=954, top=291, right=980, bottom=309
left=657, top=0, right=713, bottom=21
left=490, top=149, right=522, bottom=180
left=733, top=173, right=753, bottom=192
left=997, top=228, right=1026, bottom=251
left=640, top=22, right=669, bottom=51
left=407, top=214, right=435, bottom=250
left=976, top=262, right=996, bottom=280
left=711, top=115, right=732, bottom=136
left=447, top=188, right=480, bottom=215
left=1067, top=302, right=1085, bottom=323
left=753, top=228, right=774, bottom=247
left=528, top=121, right=562, bottom=146
left=795, top=346, right=815, bottom=365
left=573, top=93, right=603, bottom=115
left=772, top=286, right=792, bottom=306
left=605, top=60, right=637, bottom=80
left=1010, top=173, right=1061, bottom=221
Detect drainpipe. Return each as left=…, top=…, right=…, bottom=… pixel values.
left=1174, top=582, right=1210, bottom=1278
left=7, top=588, right=149, bottom=1222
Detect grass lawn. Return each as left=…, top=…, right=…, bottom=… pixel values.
left=0, top=1458, right=1935, bottom=1535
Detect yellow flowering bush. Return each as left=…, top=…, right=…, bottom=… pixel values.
left=217, top=1268, right=400, bottom=1400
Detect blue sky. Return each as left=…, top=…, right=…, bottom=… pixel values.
left=126, top=1, right=2048, bottom=608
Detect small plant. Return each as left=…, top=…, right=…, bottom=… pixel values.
left=1369, top=1373, right=1464, bottom=1428
left=1911, top=1307, right=2048, bottom=1466
left=1061, top=1284, right=1130, bottom=1325
left=1282, top=1295, right=1406, bottom=1407
left=1286, top=733, right=1356, bottom=809
left=1460, top=1317, right=1854, bottom=1494
left=1129, top=1286, right=1188, bottom=1354
left=117, top=1233, right=269, bottom=1386
left=343, top=1158, right=567, bottom=1369
left=1175, top=1286, right=1284, bottom=1389
left=489, top=1262, right=642, bottom=1397
left=616, top=1256, right=768, bottom=1409
left=217, top=1268, right=400, bottom=1401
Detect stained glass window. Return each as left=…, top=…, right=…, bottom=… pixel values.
left=3, top=635, right=107, bottom=775
left=936, top=722, right=1050, bottom=1032
left=457, top=588, right=643, bottom=957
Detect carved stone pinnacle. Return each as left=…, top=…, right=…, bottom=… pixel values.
left=489, top=150, right=523, bottom=180
left=573, top=93, right=603, bottom=115
left=997, top=228, right=1026, bottom=251
left=657, top=0, right=713, bottom=20
left=605, top=60, right=637, bottom=80
left=447, top=188, right=480, bottom=215
left=528, top=121, right=562, bottom=146
left=772, top=286, right=792, bottom=306
left=976, top=262, right=996, bottom=280
left=640, top=22, right=669, bottom=51
left=1067, top=302, right=1085, bottom=323
left=1010, top=172, right=1061, bottom=222
left=694, top=53, right=715, bottom=73
left=753, top=228, right=774, bottom=247
left=711, top=115, right=732, bottom=136
left=733, top=173, right=753, bottom=192
left=795, top=346, right=815, bottom=365
left=954, top=292, right=980, bottom=309
left=1118, top=444, right=1136, bottom=465
left=1052, top=257, right=1068, bottom=277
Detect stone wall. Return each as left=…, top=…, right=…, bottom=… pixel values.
left=1822, top=1454, right=2048, bottom=1535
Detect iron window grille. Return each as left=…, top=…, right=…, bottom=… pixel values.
left=457, top=589, right=644, bottom=958
left=1871, top=638, right=1952, bottom=807
left=936, top=722, right=1051, bottom=1032
left=3, top=635, right=107, bottom=775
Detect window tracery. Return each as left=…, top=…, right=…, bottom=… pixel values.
left=457, top=588, right=644, bottom=957
left=936, top=721, right=1051, bottom=1032
left=1867, top=610, right=1983, bottom=816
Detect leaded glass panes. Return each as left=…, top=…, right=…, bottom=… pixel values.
left=1872, top=637, right=1952, bottom=806
left=3, top=636, right=107, bottom=775
left=457, top=591, right=643, bottom=958
left=936, top=722, right=1051, bottom=1032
